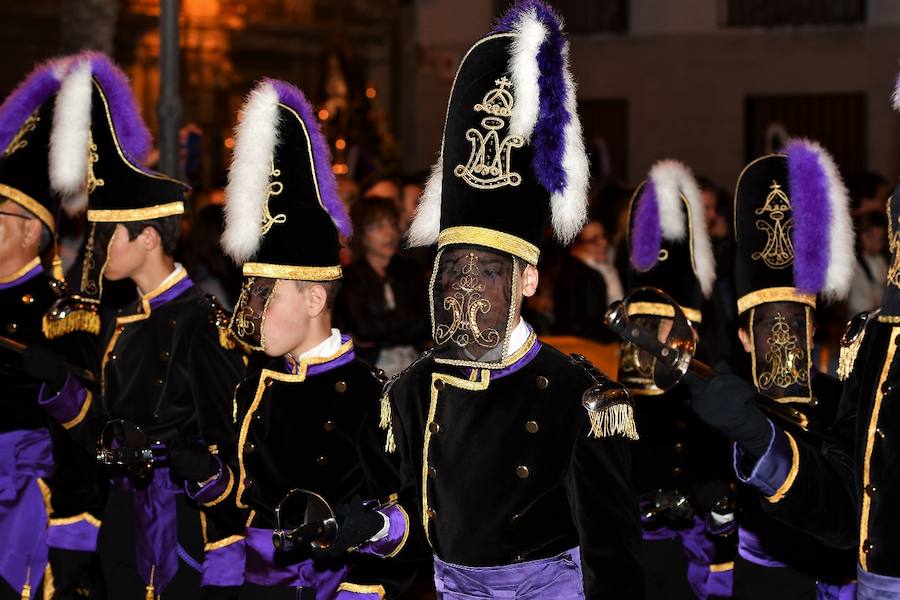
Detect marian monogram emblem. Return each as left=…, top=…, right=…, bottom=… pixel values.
left=454, top=76, right=524, bottom=190
left=752, top=181, right=793, bottom=269
left=758, top=313, right=808, bottom=391
left=3, top=112, right=39, bottom=157
left=435, top=253, right=501, bottom=349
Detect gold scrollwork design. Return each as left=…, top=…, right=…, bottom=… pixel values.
left=232, top=277, right=258, bottom=339
left=435, top=253, right=501, bottom=349
left=758, top=313, right=808, bottom=390
left=887, top=214, right=900, bottom=289
left=454, top=76, right=524, bottom=190
left=3, top=112, right=39, bottom=157
left=260, top=160, right=286, bottom=235
left=81, top=223, right=98, bottom=296
left=87, top=130, right=105, bottom=194
left=752, top=181, right=793, bottom=269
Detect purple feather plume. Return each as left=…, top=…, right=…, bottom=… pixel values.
left=630, top=180, right=661, bottom=272
left=493, top=0, right=570, bottom=196
left=0, top=57, right=66, bottom=152
left=266, top=78, right=351, bottom=237
left=785, top=139, right=830, bottom=294
left=73, top=51, right=152, bottom=163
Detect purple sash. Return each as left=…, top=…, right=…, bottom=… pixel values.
left=433, top=547, right=584, bottom=599
left=244, top=527, right=347, bottom=596
left=0, top=429, right=52, bottom=593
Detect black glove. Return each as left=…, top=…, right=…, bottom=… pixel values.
left=316, top=495, right=385, bottom=557
left=167, top=438, right=218, bottom=483
left=22, top=344, right=68, bottom=393
left=686, top=368, right=772, bottom=459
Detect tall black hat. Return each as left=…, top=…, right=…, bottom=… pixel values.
left=734, top=139, right=853, bottom=315
left=222, top=79, right=350, bottom=351
left=0, top=57, right=70, bottom=278
left=43, top=52, right=189, bottom=338
left=626, top=160, right=715, bottom=324
left=406, top=0, right=589, bottom=265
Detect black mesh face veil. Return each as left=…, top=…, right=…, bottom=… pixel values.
left=230, top=276, right=280, bottom=352
left=748, top=301, right=812, bottom=402
left=430, top=245, right=519, bottom=368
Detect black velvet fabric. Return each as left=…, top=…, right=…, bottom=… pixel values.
left=0, top=97, right=59, bottom=224
left=250, top=104, right=343, bottom=270
left=761, top=320, right=900, bottom=577
left=627, top=182, right=705, bottom=314
left=733, top=155, right=795, bottom=303
left=437, top=34, right=549, bottom=251
left=388, top=344, right=644, bottom=598
left=87, top=79, right=188, bottom=214
left=231, top=355, right=423, bottom=596
left=553, top=253, right=614, bottom=343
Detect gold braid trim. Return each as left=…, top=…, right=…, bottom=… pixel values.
left=586, top=401, right=639, bottom=441
left=87, top=201, right=184, bottom=223
left=379, top=393, right=396, bottom=453
left=336, top=583, right=386, bottom=598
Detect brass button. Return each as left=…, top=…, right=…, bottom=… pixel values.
left=672, top=467, right=683, bottom=477
left=510, top=512, right=522, bottom=524
left=108, top=353, right=117, bottom=362
left=168, top=319, right=177, bottom=328
left=865, top=484, right=877, bottom=496
left=536, top=376, right=549, bottom=390
left=21, top=294, right=34, bottom=304
left=316, top=455, right=329, bottom=467
left=863, top=539, right=875, bottom=554
left=434, top=379, right=445, bottom=391
left=160, top=351, right=170, bottom=361
left=428, top=422, right=441, bottom=434
left=525, top=420, right=539, bottom=434
left=324, top=420, right=336, bottom=432
left=335, top=381, right=348, bottom=393
left=153, top=377, right=164, bottom=386
left=425, top=508, right=436, bottom=519
left=516, top=465, right=530, bottom=479
left=674, top=442, right=685, bottom=452
left=428, top=466, right=437, bottom=478
left=5, top=322, right=17, bottom=334
left=244, top=442, right=255, bottom=454
left=254, top=413, right=262, bottom=421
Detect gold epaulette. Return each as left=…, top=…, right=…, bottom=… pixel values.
left=42, top=296, right=101, bottom=340
left=837, top=310, right=877, bottom=381
left=570, top=353, right=639, bottom=441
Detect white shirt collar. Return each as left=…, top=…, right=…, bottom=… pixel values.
left=137, top=262, right=185, bottom=297
left=504, top=318, right=531, bottom=357
left=294, top=328, right=343, bottom=361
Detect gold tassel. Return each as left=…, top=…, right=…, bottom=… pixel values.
left=42, top=309, right=101, bottom=339
left=379, top=393, right=396, bottom=453
left=51, top=251, right=64, bottom=282
left=145, top=564, right=155, bottom=600
left=20, top=566, right=30, bottom=600
left=587, top=402, right=639, bottom=441
left=837, top=328, right=866, bottom=381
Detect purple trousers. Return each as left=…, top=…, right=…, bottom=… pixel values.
left=433, top=548, right=584, bottom=599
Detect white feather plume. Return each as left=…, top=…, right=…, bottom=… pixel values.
left=892, top=69, right=900, bottom=112
left=50, top=60, right=93, bottom=216
left=406, top=160, right=443, bottom=247
left=548, top=41, right=589, bottom=245
left=648, top=159, right=716, bottom=297
left=222, top=81, right=281, bottom=263
left=507, top=8, right=545, bottom=141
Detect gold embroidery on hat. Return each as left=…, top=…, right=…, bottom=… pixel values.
left=260, top=159, right=286, bottom=235
left=435, top=252, right=500, bottom=349
left=232, top=277, right=259, bottom=340
left=87, top=130, right=105, bottom=194
left=887, top=210, right=900, bottom=288
left=752, top=181, right=793, bottom=269
left=758, top=312, right=808, bottom=390
left=3, top=112, right=39, bottom=157
left=454, top=76, right=524, bottom=190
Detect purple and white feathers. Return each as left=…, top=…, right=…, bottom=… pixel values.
left=0, top=57, right=68, bottom=156
left=630, top=160, right=716, bottom=297
left=408, top=0, right=588, bottom=248
left=784, top=138, right=853, bottom=301
left=49, top=51, right=152, bottom=215
left=222, top=78, right=349, bottom=264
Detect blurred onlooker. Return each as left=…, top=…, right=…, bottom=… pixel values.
left=848, top=211, right=889, bottom=315
left=553, top=218, right=622, bottom=342
left=848, top=171, right=890, bottom=217
left=183, top=203, right=241, bottom=309
left=336, top=197, right=429, bottom=375
left=361, top=173, right=401, bottom=204
left=399, top=172, right=426, bottom=235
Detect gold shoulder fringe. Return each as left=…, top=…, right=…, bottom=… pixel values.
left=379, top=392, right=396, bottom=453
left=586, top=402, right=639, bottom=441
left=42, top=310, right=100, bottom=340
left=837, top=312, right=874, bottom=381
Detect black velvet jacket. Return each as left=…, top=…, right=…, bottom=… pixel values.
left=758, top=312, right=900, bottom=578
left=387, top=342, right=644, bottom=599
left=228, top=347, right=420, bottom=596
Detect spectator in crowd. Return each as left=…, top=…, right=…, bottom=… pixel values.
left=553, top=215, right=622, bottom=342
left=336, top=196, right=430, bottom=374
left=848, top=210, right=890, bottom=315
left=848, top=171, right=890, bottom=216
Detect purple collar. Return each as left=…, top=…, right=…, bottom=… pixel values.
left=490, top=338, right=542, bottom=380
left=0, top=259, right=43, bottom=291
left=147, top=275, right=193, bottom=310
left=283, top=335, right=356, bottom=378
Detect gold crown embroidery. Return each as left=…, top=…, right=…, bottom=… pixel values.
left=87, top=129, right=105, bottom=194
left=454, top=76, right=524, bottom=190
left=260, top=159, right=286, bottom=235
left=752, top=180, right=793, bottom=269
left=3, top=112, right=39, bottom=157
left=758, top=313, right=808, bottom=390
